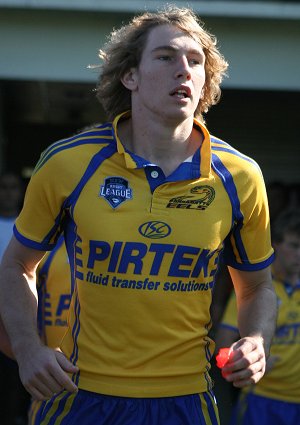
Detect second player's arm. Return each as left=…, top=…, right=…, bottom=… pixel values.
left=0, top=235, right=78, bottom=399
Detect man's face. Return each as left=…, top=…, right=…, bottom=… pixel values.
left=131, top=24, right=206, bottom=123
left=274, top=233, right=300, bottom=277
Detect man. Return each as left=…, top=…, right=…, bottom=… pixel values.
left=215, top=208, right=300, bottom=424
left=0, top=6, right=277, bottom=425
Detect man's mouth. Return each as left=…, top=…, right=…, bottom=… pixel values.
left=174, top=90, right=188, bottom=98
left=170, top=87, right=191, bottom=99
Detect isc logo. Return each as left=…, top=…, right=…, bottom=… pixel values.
left=138, top=221, right=171, bottom=239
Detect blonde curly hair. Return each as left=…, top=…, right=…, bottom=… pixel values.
left=96, top=5, right=228, bottom=123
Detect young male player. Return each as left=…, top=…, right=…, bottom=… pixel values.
left=0, top=6, right=277, bottom=424
left=215, top=208, right=300, bottom=425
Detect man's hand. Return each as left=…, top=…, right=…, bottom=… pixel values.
left=16, top=345, right=79, bottom=400
left=220, top=336, right=266, bottom=388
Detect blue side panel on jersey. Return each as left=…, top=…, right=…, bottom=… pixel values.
left=211, top=154, right=249, bottom=263
left=63, top=220, right=81, bottom=386
left=39, top=234, right=64, bottom=277
left=40, top=200, right=70, bottom=247
left=70, top=293, right=81, bottom=386
left=64, top=221, right=80, bottom=295
left=60, top=143, right=117, bottom=384
left=66, top=143, right=117, bottom=207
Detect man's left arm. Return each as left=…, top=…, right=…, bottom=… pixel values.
left=221, top=266, right=277, bottom=388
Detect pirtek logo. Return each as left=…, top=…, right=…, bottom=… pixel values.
left=138, top=221, right=171, bottom=239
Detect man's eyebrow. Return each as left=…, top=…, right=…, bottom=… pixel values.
left=151, top=45, right=204, bottom=56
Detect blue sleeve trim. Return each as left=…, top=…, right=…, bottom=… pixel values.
left=226, top=252, right=275, bottom=271
left=13, top=225, right=55, bottom=251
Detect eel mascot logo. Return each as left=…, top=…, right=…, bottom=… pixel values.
left=167, top=185, right=215, bottom=210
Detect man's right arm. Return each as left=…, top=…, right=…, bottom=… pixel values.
left=0, top=235, right=78, bottom=400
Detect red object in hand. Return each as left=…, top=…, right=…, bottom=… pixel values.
left=216, top=348, right=231, bottom=368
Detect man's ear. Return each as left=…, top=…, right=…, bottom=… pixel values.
left=121, top=68, right=138, bottom=91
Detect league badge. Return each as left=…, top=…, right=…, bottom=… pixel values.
left=100, top=176, right=132, bottom=209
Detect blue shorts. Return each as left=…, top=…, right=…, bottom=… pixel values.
left=230, top=392, right=300, bottom=425
left=34, top=389, right=220, bottom=425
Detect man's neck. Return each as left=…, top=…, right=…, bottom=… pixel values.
left=117, top=115, right=203, bottom=176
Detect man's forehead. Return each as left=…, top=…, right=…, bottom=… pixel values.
left=146, top=24, right=203, bottom=52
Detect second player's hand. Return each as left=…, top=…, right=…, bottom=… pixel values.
left=16, top=344, right=79, bottom=400
left=221, top=336, right=266, bottom=388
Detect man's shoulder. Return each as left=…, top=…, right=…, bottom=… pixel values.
left=211, top=136, right=256, bottom=165
left=210, top=135, right=262, bottom=177
left=33, top=122, right=115, bottom=174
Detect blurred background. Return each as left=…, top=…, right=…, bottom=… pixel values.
left=0, top=0, right=299, bottom=186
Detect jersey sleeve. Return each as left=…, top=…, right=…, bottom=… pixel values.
left=222, top=157, right=274, bottom=271
left=14, top=140, right=93, bottom=250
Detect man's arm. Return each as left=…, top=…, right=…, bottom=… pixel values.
left=0, top=235, right=78, bottom=400
left=220, top=266, right=277, bottom=388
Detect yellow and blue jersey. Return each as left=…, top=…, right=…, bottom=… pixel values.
left=220, top=275, right=300, bottom=402
left=14, top=111, right=274, bottom=398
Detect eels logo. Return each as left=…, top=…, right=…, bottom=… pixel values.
left=167, top=185, right=215, bottom=210
left=139, top=221, right=171, bottom=239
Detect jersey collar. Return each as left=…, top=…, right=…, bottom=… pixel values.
left=112, top=110, right=212, bottom=178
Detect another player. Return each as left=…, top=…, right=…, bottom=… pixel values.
left=29, top=234, right=71, bottom=424
left=215, top=208, right=300, bottom=425
left=0, top=234, right=71, bottom=424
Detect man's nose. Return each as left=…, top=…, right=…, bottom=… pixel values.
left=174, top=56, right=191, bottom=80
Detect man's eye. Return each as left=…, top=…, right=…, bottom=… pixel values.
left=189, top=59, right=201, bottom=65
left=158, top=56, right=172, bottom=61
